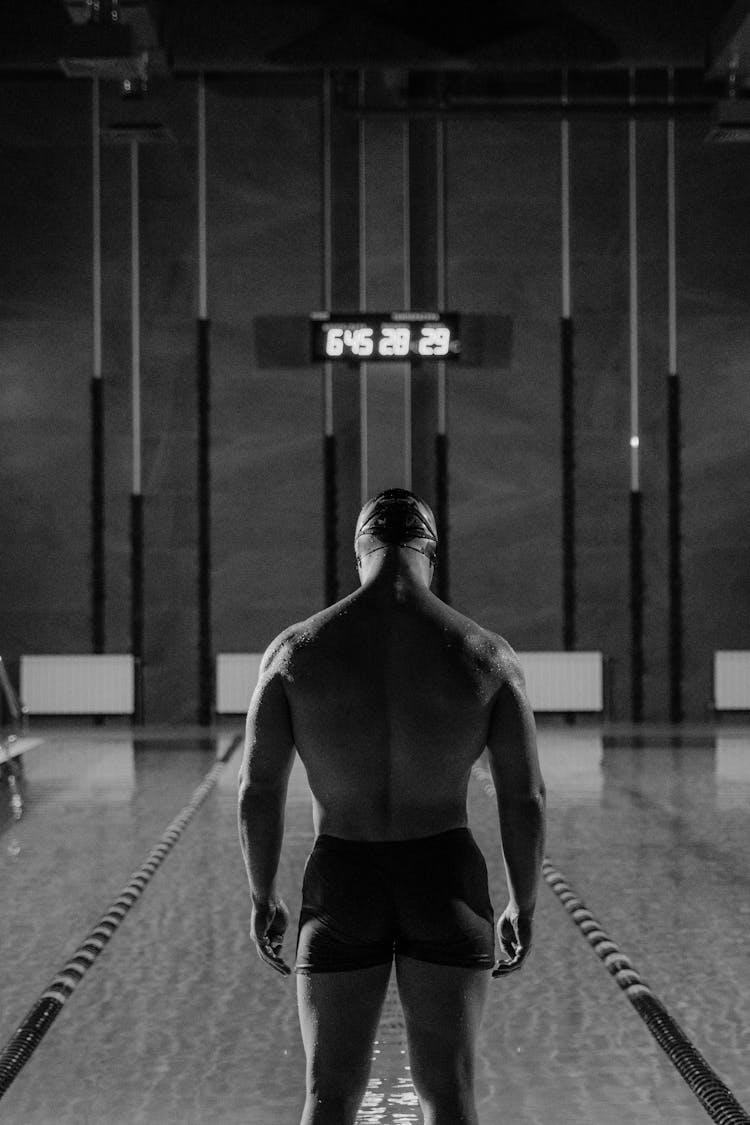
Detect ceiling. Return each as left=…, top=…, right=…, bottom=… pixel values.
left=0, top=0, right=746, bottom=80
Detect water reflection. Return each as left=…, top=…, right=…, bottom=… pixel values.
left=358, top=1066, right=419, bottom=1123
left=537, top=727, right=603, bottom=804
left=2, top=729, right=748, bottom=1124
left=716, top=734, right=750, bottom=810
left=357, top=976, right=420, bottom=1123
left=22, top=738, right=136, bottom=801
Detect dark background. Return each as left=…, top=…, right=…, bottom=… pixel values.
left=1, top=1, right=748, bottom=721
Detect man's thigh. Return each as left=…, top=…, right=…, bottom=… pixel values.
left=395, top=955, right=489, bottom=1088
left=297, top=962, right=392, bottom=1082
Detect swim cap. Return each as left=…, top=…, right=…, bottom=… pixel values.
left=354, top=488, right=438, bottom=565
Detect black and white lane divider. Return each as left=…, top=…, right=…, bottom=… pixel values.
left=0, top=734, right=242, bottom=1100
left=472, top=761, right=750, bottom=1125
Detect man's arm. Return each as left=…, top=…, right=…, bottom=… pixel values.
left=238, top=641, right=296, bottom=975
left=486, top=654, right=546, bottom=976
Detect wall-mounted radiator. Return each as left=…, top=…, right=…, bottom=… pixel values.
left=517, top=652, right=603, bottom=713
left=714, top=651, right=750, bottom=710
left=20, top=655, right=135, bottom=716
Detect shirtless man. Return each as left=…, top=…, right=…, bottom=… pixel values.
left=238, top=488, right=546, bottom=1125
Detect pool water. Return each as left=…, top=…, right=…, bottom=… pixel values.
left=1, top=725, right=748, bottom=1124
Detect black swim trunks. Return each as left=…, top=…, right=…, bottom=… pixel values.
left=295, top=827, right=495, bottom=973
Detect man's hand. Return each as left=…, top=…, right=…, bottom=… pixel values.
left=251, top=898, right=292, bottom=976
left=492, top=904, right=533, bottom=977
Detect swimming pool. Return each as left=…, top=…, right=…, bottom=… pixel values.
left=1, top=725, right=748, bottom=1124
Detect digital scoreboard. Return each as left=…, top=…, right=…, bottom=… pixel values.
left=311, top=311, right=461, bottom=363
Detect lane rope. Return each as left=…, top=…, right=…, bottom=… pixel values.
left=0, top=733, right=242, bottom=1100
left=472, top=762, right=750, bottom=1125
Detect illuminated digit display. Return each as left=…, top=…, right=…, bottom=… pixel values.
left=418, top=325, right=452, bottom=357
left=310, top=312, right=461, bottom=363
left=379, top=325, right=411, bottom=357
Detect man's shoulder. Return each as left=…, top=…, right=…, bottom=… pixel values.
left=444, top=607, right=523, bottom=686
left=258, top=620, right=314, bottom=678
left=259, top=595, right=356, bottom=677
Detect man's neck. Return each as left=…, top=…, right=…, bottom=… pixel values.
left=359, top=547, right=433, bottom=599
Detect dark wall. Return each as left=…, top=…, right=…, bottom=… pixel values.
left=1, top=74, right=748, bottom=721
left=678, top=120, right=750, bottom=716
left=1, top=80, right=92, bottom=662
left=447, top=116, right=562, bottom=655
left=207, top=78, right=322, bottom=658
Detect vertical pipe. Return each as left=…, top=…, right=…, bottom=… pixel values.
left=92, top=77, right=102, bottom=381
left=131, top=140, right=141, bottom=498
left=560, top=75, right=576, bottom=654
left=322, top=71, right=334, bottom=439
left=628, top=114, right=640, bottom=495
left=667, top=375, right=682, bottom=722
left=197, top=319, right=211, bottom=723
left=129, top=139, right=144, bottom=720
left=403, top=119, right=412, bottom=490
left=436, top=116, right=447, bottom=437
left=91, top=379, right=105, bottom=651
left=322, top=70, right=337, bottom=606
left=91, top=76, right=105, bottom=655
left=358, top=70, right=368, bottom=505
left=197, top=74, right=208, bottom=321
left=561, top=321, right=575, bottom=652
left=667, top=103, right=677, bottom=381
left=197, top=73, right=213, bottom=724
left=629, top=489, right=644, bottom=722
left=360, top=370, right=368, bottom=504
left=667, top=74, right=683, bottom=722
left=628, top=72, right=644, bottom=722
left=560, top=86, right=571, bottom=322
left=130, top=492, right=144, bottom=722
left=435, top=115, right=449, bottom=603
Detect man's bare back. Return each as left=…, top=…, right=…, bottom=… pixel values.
left=238, top=488, right=546, bottom=1125
left=265, top=577, right=518, bottom=841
